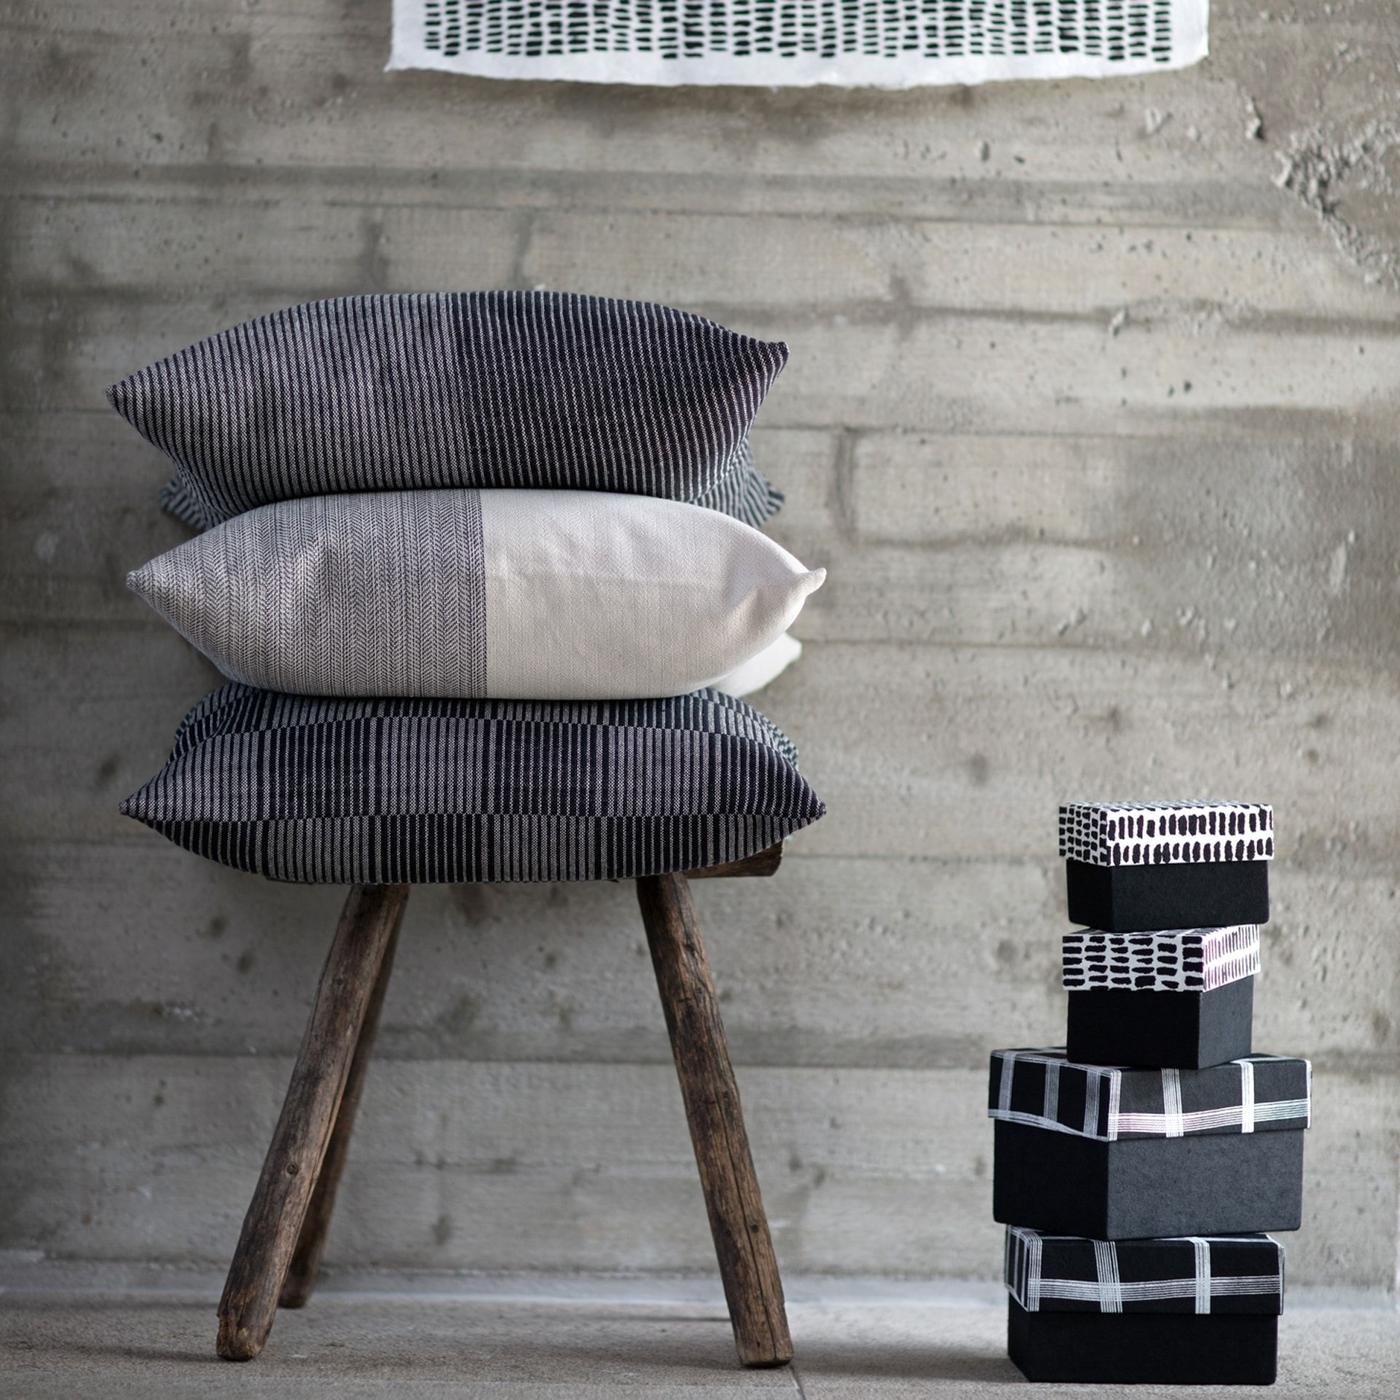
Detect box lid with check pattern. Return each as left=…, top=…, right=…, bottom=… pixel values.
left=1005, top=1228, right=1284, bottom=1315
left=988, top=1048, right=1310, bottom=1141
left=987, top=1048, right=1310, bottom=1240
left=1004, top=1229, right=1284, bottom=1385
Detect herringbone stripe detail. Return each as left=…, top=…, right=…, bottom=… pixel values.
left=121, top=684, right=823, bottom=884
left=131, top=491, right=491, bottom=699
left=109, top=292, right=789, bottom=527
left=128, top=488, right=820, bottom=700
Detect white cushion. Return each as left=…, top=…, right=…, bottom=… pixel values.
left=128, top=489, right=824, bottom=701
left=713, top=632, right=803, bottom=698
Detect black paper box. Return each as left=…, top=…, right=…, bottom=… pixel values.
left=993, top=1121, right=1302, bottom=1239
left=1059, top=800, right=1274, bottom=931
left=1067, top=976, right=1255, bottom=1069
left=1066, top=857, right=1269, bottom=932
left=1008, top=1303, right=1278, bottom=1384
left=989, top=1049, right=1309, bottom=1239
left=1004, top=1229, right=1284, bottom=1385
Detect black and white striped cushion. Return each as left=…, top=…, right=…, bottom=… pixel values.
left=108, top=292, right=788, bottom=528
left=156, top=438, right=785, bottom=532
left=120, top=684, right=825, bottom=884
left=691, top=438, right=785, bottom=528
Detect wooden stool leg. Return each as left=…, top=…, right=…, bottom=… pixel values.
left=636, top=873, right=793, bottom=1369
left=278, top=894, right=406, bottom=1309
left=216, top=884, right=409, bottom=1361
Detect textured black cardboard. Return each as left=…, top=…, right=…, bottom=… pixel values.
left=993, top=1120, right=1304, bottom=1239
left=1008, top=1300, right=1279, bottom=1385
left=1066, top=857, right=1269, bottom=932
left=1066, top=976, right=1254, bottom=1069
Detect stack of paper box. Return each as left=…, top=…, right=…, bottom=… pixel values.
left=989, top=801, right=1308, bottom=1386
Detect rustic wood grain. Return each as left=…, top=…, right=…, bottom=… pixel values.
left=216, top=883, right=408, bottom=1361
left=636, top=872, right=793, bottom=1368
left=685, top=845, right=783, bottom=880
left=277, top=893, right=407, bottom=1310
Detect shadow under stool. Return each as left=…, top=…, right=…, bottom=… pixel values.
left=215, top=845, right=793, bottom=1370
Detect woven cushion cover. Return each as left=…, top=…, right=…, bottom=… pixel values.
left=160, top=434, right=784, bottom=532
left=713, top=631, right=802, bottom=698
left=685, top=438, right=786, bottom=529
left=108, top=292, right=788, bottom=527
left=128, top=489, right=823, bottom=700
left=121, top=684, right=825, bottom=883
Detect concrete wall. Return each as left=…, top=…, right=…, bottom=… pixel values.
left=3, top=1, right=1398, bottom=1296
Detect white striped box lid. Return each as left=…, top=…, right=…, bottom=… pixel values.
left=1062, top=925, right=1261, bottom=993
left=1059, top=801, right=1274, bottom=868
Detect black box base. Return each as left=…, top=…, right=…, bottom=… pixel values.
left=993, top=1120, right=1304, bottom=1239
left=1066, top=858, right=1269, bottom=932
left=1008, top=1299, right=1278, bottom=1385
left=1067, top=977, right=1254, bottom=1069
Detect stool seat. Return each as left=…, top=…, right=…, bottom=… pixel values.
left=215, top=845, right=793, bottom=1369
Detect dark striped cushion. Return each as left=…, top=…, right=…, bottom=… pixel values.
left=691, top=438, right=785, bottom=528
left=109, top=292, right=788, bottom=528
left=121, top=685, right=824, bottom=884
left=156, top=437, right=784, bottom=532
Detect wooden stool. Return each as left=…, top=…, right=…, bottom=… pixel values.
left=215, top=845, right=793, bottom=1369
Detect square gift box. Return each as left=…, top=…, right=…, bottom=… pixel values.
left=1060, top=801, right=1273, bottom=932
left=1063, top=925, right=1260, bottom=1068
left=1005, top=1227, right=1283, bottom=1385
left=988, top=1048, right=1309, bottom=1239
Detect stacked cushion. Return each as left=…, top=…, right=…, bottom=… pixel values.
left=156, top=434, right=786, bottom=533
left=128, top=489, right=823, bottom=700
left=108, top=292, right=788, bottom=526
left=688, top=438, right=786, bottom=530
left=114, top=291, right=825, bottom=883
left=119, top=685, right=824, bottom=884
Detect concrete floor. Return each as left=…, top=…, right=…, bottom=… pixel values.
left=1, top=1273, right=1396, bottom=1399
